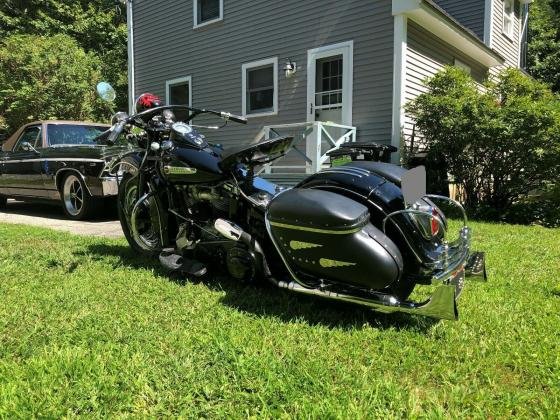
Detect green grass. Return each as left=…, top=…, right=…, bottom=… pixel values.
left=0, top=222, right=559, bottom=417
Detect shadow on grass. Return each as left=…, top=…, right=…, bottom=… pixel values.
left=81, top=243, right=439, bottom=333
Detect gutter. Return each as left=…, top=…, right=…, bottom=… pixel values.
left=392, top=0, right=505, bottom=67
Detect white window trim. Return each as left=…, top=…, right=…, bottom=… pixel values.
left=193, top=0, right=223, bottom=29
left=502, top=0, right=514, bottom=40
left=241, top=57, right=278, bottom=118
left=165, top=76, right=193, bottom=117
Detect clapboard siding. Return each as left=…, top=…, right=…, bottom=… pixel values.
left=404, top=22, right=489, bottom=147
left=433, top=0, right=486, bottom=40
left=132, top=0, right=395, bottom=148
left=490, top=0, right=522, bottom=73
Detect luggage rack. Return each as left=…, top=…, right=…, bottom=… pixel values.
left=382, top=195, right=485, bottom=284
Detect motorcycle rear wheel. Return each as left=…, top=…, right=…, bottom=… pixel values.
left=118, top=170, right=164, bottom=258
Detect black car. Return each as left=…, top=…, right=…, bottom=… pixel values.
left=0, top=120, right=131, bottom=220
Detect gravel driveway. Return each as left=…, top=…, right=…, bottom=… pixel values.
left=0, top=199, right=123, bottom=238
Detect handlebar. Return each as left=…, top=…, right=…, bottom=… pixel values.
left=95, top=104, right=247, bottom=145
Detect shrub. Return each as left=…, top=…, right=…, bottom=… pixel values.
left=0, top=34, right=109, bottom=134
left=406, top=67, right=560, bottom=220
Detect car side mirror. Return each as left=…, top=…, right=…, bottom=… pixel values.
left=21, top=141, right=38, bottom=153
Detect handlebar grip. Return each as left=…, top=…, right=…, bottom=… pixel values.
left=221, top=112, right=247, bottom=125
left=106, top=121, right=126, bottom=145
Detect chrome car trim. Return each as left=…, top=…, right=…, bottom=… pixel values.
left=2, top=158, right=105, bottom=164
left=54, top=168, right=93, bottom=197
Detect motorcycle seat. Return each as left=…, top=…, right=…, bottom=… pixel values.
left=268, top=188, right=369, bottom=232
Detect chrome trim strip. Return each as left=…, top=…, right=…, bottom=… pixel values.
left=2, top=158, right=104, bottom=164
left=54, top=168, right=93, bottom=197
left=269, top=221, right=362, bottom=235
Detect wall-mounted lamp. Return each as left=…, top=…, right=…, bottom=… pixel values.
left=284, top=59, right=297, bottom=78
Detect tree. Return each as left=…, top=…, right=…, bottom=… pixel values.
left=527, top=0, right=560, bottom=92
left=406, top=66, right=560, bottom=217
left=0, top=34, right=109, bottom=132
left=0, top=0, right=128, bottom=111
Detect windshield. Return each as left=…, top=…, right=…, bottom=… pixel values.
left=47, top=124, right=108, bottom=146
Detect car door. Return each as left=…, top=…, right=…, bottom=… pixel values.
left=1, top=125, right=46, bottom=198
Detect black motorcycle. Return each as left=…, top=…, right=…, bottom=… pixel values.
left=96, top=86, right=486, bottom=321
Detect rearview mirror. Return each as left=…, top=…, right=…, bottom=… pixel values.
left=96, top=82, right=116, bottom=103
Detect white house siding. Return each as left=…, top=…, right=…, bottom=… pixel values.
left=404, top=22, right=489, bottom=149
left=489, top=0, right=522, bottom=74
left=132, top=0, right=395, bottom=149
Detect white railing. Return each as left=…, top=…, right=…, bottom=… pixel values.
left=254, top=121, right=356, bottom=175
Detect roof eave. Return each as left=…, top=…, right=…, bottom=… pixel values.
left=392, top=0, right=505, bottom=68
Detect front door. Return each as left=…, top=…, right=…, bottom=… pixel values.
left=0, top=125, right=46, bottom=197
left=306, top=41, right=353, bottom=167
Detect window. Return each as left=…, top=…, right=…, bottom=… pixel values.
left=503, top=0, right=514, bottom=39
left=454, top=58, right=472, bottom=74
left=47, top=124, right=108, bottom=146
left=242, top=57, right=278, bottom=117
left=166, top=76, right=192, bottom=122
left=14, top=126, right=42, bottom=152
left=193, top=0, right=223, bottom=28
left=315, top=55, right=343, bottom=109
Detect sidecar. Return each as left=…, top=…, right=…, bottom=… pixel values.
left=262, top=152, right=486, bottom=320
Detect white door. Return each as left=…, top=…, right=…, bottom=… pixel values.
left=306, top=41, right=353, bottom=169
left=307, top=41, right=353, bottom=126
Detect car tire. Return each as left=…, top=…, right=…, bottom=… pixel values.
left=0, top=195, right=7, bottom=210
left=60, top=173, right=96, bottom=220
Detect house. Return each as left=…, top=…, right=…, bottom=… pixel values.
left=126, top=0, right=529, bottom=167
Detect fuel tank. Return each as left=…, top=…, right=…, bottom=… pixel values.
left=266, top=188, right=403, bottom=290
left=162, top=146, right=224, bottom=184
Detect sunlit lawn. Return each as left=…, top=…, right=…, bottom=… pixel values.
left=0, top=221, right=558, bottom=417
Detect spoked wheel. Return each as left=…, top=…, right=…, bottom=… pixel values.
left=61, top=173, right=94, bottom=220
left=118, top=171, right=164, bottom=257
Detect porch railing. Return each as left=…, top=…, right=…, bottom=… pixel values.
left=254, top=121, right=356, bottom=175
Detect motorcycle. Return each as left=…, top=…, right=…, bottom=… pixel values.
left=96, top=84, right=486, bottom=321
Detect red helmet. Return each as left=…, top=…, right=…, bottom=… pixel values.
left=134, top=93, right=163, bottom=114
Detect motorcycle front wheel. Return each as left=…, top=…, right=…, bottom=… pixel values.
left=118, top=169, right=164, bottom=258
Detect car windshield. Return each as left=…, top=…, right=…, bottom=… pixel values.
left=47, top=124, right=108, bottom=146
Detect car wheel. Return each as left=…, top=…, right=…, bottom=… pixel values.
left=60, top=173, right=95, bottom=220
left=0, top=195, right=7, bottom=210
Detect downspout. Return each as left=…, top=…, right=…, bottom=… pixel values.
left=126, top=0, right=135, bottom=114
left=520, top=3, right=529, bottom=69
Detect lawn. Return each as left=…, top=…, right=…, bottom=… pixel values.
left=0, top=221, right=558, bottom=417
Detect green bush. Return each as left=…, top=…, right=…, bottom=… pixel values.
left=0, top=34, right=109, bottom=134
left=406, top=67, right=560, bottom=223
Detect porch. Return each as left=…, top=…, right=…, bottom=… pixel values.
left=253, top=121, right=357, bottom=184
